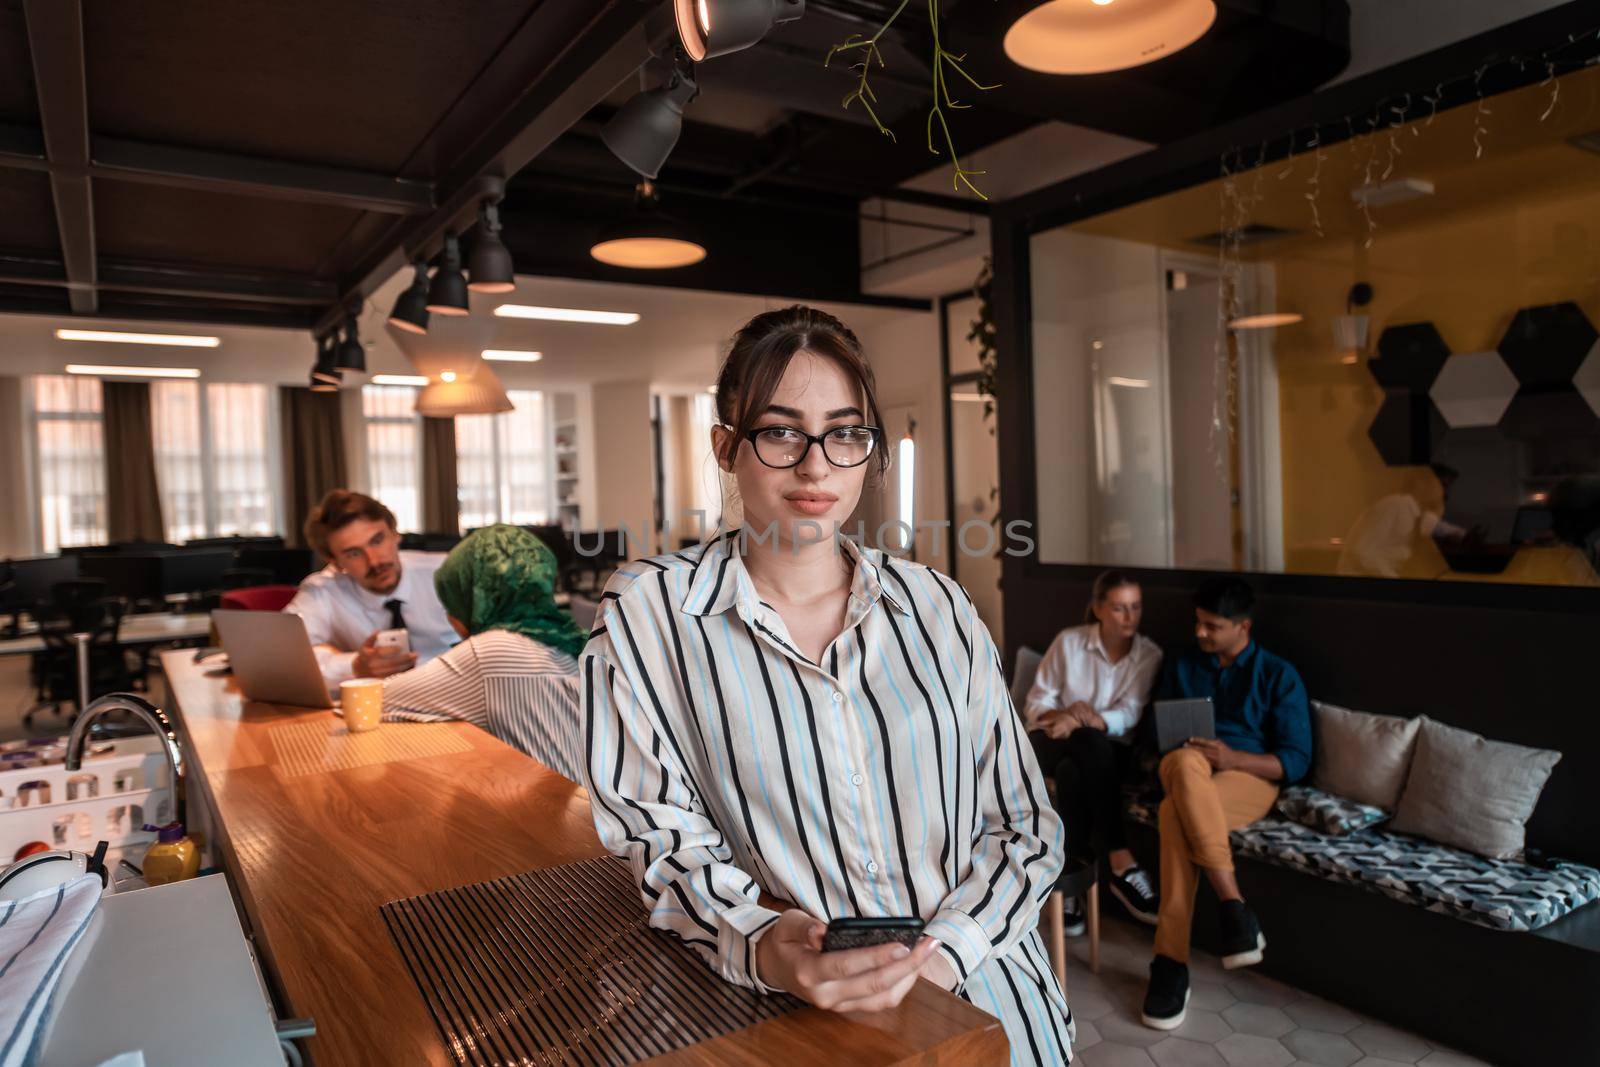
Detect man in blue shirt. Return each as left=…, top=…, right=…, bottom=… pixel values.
left=1141, top=577, right=1311, bottom=1031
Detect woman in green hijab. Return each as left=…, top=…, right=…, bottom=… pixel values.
left=383, top=525, right=591, bottom=780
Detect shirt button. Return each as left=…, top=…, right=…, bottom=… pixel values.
left=831, top=691, right=844, bottom=704
left=850, top=773, right=864, bottom=786
left=866, top=861, right=880, bottom=875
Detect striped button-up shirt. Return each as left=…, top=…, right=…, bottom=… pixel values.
left=583, top=531, right=1073, bottom=1064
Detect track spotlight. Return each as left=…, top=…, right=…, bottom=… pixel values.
left=426, top=233, right=471, bottom=315
left=591, top=181, right=707, bottom=269
left=674, top=0, right=805, bottom=62
left=602, top=57, right=699, bottom=180
left=335, top=314, right=367, bottom=373
left=309, top=374, right=339, bottom=393
left=388, top=259, right=431, bottom=334
left=311, top=336, right=343, bottom=384
left=467, top=202, right=516, bottom=293
left=1005, top=0, right=1216, bottom=75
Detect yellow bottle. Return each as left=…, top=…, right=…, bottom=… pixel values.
left=141, top=822, right=200, bottom=885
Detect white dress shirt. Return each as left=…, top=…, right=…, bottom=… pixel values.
left=583, top=532, right=1073, bottom=1065
left=1023, top=623, right=1162, bottom=738
left=284, top=550, right=459, bottom=686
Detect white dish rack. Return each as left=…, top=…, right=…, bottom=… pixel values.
left=0, top=736, right=173, bottom=869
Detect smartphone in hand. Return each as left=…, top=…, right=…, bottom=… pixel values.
left=821, top=917, right=925, bottom=953
left=374, top=628, right=411, bottom=655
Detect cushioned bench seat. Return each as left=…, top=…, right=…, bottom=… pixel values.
left=1125, top=794, right=1600, bottom=933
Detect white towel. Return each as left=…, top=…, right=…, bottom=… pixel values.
left=0, top=873, right=102, bottom=1067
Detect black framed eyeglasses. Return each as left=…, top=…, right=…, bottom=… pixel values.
left=742, top=424, right=883, bottom=469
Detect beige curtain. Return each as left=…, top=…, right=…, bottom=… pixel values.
left=102, top=380, right=166, bottom=542
left=280, top=386, right=348, bottom=548
left=421, top=416, right=459, bottom=534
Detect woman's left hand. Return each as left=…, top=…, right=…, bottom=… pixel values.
left=919, top=947, right=960, bottom=991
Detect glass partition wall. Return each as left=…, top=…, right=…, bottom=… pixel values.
left=1026, top=59, right=1600, bottom=589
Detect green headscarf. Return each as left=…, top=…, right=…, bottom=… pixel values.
left=433, top=525, right=588, bottom=658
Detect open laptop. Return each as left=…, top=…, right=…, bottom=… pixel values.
left=1152, top=697, right=1215, bottom=754
left=212, top=609, right=334, bottom=709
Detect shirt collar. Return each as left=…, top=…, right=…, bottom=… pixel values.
left=683, top=529, right=910, bottom=618
left=1210, top=639, right=1257, bottom=671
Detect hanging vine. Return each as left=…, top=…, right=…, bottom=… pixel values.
left=967, top=255, right=998, bottom=429
left=826, top=0, right=998, bottom=199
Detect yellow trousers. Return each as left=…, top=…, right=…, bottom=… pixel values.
left=1153, top=746, right=1279, bottom=963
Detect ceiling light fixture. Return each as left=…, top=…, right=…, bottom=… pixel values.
left=602, top=55, right=700, bottom=180
left=1004, top=0, right=1216, bottom=75
left=56, top=329, right=220, bottom=348
left=674, top=0, right=805, bottom=62
left=64, top=364, right=200, bottom=378
left=335, top=312, right=367, bottom=373
left=1228, top=311, right=1304, bottom=330
left=467, top=201, right=517, bottom=293
left=388, top=259, right=432, bottom=335
left=482, top=350, right=544, bottom=362
left=371, top=374, right=429, bottom=386
left=311, top=336, right=343, bottom=385
left=415, top=366, right=514, bottom=417
left=309, top=376, right=339, bottom=393
left=440, top=370, right=457, bottom=383
left=591, top=181, right=708, bottom=269
left=426, top=232, right=471, bottom=316
left=1107, top=376, right=1151, bottom=388
left=494, top=305, right=640, bottom=326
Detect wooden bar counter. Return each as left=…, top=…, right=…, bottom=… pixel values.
left=160, top=650, right=1008, bottom=1067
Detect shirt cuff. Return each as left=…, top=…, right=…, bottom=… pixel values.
left=318, top=649, right=358, bottom=687
left=923, top=908, right=990, bottom=991
left=1101, top=707, right=1133, bottom=738
left=718, top=901, right=785, bottom=994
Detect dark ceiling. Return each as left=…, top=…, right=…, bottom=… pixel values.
left=0, top=0, right=1354, bottom=331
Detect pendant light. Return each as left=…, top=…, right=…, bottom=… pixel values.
left=467, top=201, right=517, bottom=293
left=1227, top=309, right=1303, bottom=330
left=388, top=259, right=431, bottom=334
left=602, top=57, right=699, bottom=180
left=414, top=365, right=514, bottom=417
left=591, top=181, right=707, bottom=269
left=1004, top=0, right=1216, bottom=75
left=673, top=0, right=805, bottom=62
left=335, top=313, right=367, bottom=373
left=311, top=336, right=343, bottom=385
left=309, top=373, right=339, bottom=394
left=426, top=233, right=471, bottom=316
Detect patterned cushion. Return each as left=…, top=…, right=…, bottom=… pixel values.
left=1275, top=785, right=1390, bottom=836
left=1124, top=792, right=1600, bottom=932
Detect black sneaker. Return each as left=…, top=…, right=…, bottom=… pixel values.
left=1141, top=954, right=1190, bottom=1030
left=1062, top=895, right=1086, bottom=937
left=1219, top=899, right=1266, bottom=969
left=1106, top=864, right=1159, bottom=925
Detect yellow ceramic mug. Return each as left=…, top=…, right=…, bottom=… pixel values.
left=340, top=677, right=383, bottom=733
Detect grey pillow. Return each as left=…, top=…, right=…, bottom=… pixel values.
left=1390, top=717, right=1562, bottom=860
left=1310, top=700, right=1421, bottom=811
left=1275, top=785, right=1390, bottom=836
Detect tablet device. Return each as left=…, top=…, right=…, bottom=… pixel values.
left=1153, top=698, right=1215, bottom=754
left=213, top=610, right=334, bottom=709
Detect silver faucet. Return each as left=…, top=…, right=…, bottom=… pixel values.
left=66, top=692, right=186, bottom=830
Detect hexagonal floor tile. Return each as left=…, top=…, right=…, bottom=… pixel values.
left=1076, top=1019, right=1104, bottom=1050
left=1082, top=1041, right=1159, bottom=1067
left=1430, top=350, right=1518, bottom=428
left=1097, top=1011, right=1170, bottom=1048
left=1151, top=1037, right=1229, bottom=1067
left=1497, top=301, right=1598, bottom=387
left=1223, top=1002, right=1295, bottom=1038
left=1174, top=1007, right=1234, bottom=1043
left=1371, top=323, right=1451, bottom=390
left=1283, top=997, right=1361, bottom=1034
left=1224, top=971, right=1300, bottom=1008
left=1216, top=1032, right=1294, bottom=1067
left=1281, top=1028, right=1363, bottom=1067
left=1416, top=1048, right=1494, bottom=1066
left=1572, top=339, right=1600, bottom=417
left=1367, top=391, right=1447, bottom=466
left=1347, top=1022, right=1431, bottom=1062
left=1498, top=385, right=1600, bottom=442
left=1190, top=980, right=1237, bottom=1012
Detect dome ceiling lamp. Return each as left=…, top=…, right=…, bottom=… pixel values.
left=414, top=364, right=515, bottom=417
left=590, top=181, right=707, bottom=270
left=1004, top=0, right=1217, bottom=76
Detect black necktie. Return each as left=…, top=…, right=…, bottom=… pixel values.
left=384, top=598, right=406, bottom=630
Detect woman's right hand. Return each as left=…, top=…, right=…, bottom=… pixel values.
left=755, top=909, right=938, bottom=1013
left=1039, top=708, right=1078, bottom=739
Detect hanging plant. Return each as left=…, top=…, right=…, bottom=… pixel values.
left=825, top=0, right=999, bottom=199
left=967, top=255, right=997, bottom=430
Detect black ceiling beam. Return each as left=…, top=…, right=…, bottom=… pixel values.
left=311, top=0, right=651, bottom=337
left=24, top=0, right=96, bottom=314
left=0, top=250, right=337, bottom=305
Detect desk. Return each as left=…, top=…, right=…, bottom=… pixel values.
left=0, top=611, right=213, bottom=657
left=160, top=651, right=1008, bottom=1067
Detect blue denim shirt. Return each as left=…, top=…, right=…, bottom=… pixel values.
left=1158, top=642, right=1313, bottom=783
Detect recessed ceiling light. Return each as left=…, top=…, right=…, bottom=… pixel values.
left=440, top=371, right=457, bottom=383
left=1107, top=376, right=1151, bottom=388
left=482, top=349, right=544, bottom=362
left=371, top=374, right=429, bottom=386
left=56, top=329, right=220, bottom=348
left=65, top=364, right=201, bottom=378
left=494, top=305, right=640, bottom=325
left=1228, top=312, right=1304, bottom=330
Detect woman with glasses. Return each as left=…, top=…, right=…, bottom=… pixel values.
left=583, top=305, right=1073, bottom=1064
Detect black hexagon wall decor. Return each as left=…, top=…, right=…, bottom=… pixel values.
left=1368, top=390, right=1447, bottom=466
left=1369, top=323, right=1450, bottom=390
left=1498, top=385, right=1600, bottom=443
left=1497, top=301, right=1598, bottom=388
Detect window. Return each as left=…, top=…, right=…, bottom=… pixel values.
left=31, top=375, right=106, bottom=552
left=152, top=381, right=278, bottom=542
left=456, top=390, right=551, bottom=530
left=363, top=385, right=421, bottom=533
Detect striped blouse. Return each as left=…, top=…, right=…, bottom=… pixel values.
left=582, top=531, right=1074, bottom=1065
left=382, top=629, right=583, bottom=782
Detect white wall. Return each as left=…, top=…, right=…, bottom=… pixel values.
left=589, top=380, right=655, bottom=551
left=0, top=379, right=32, bottom=559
